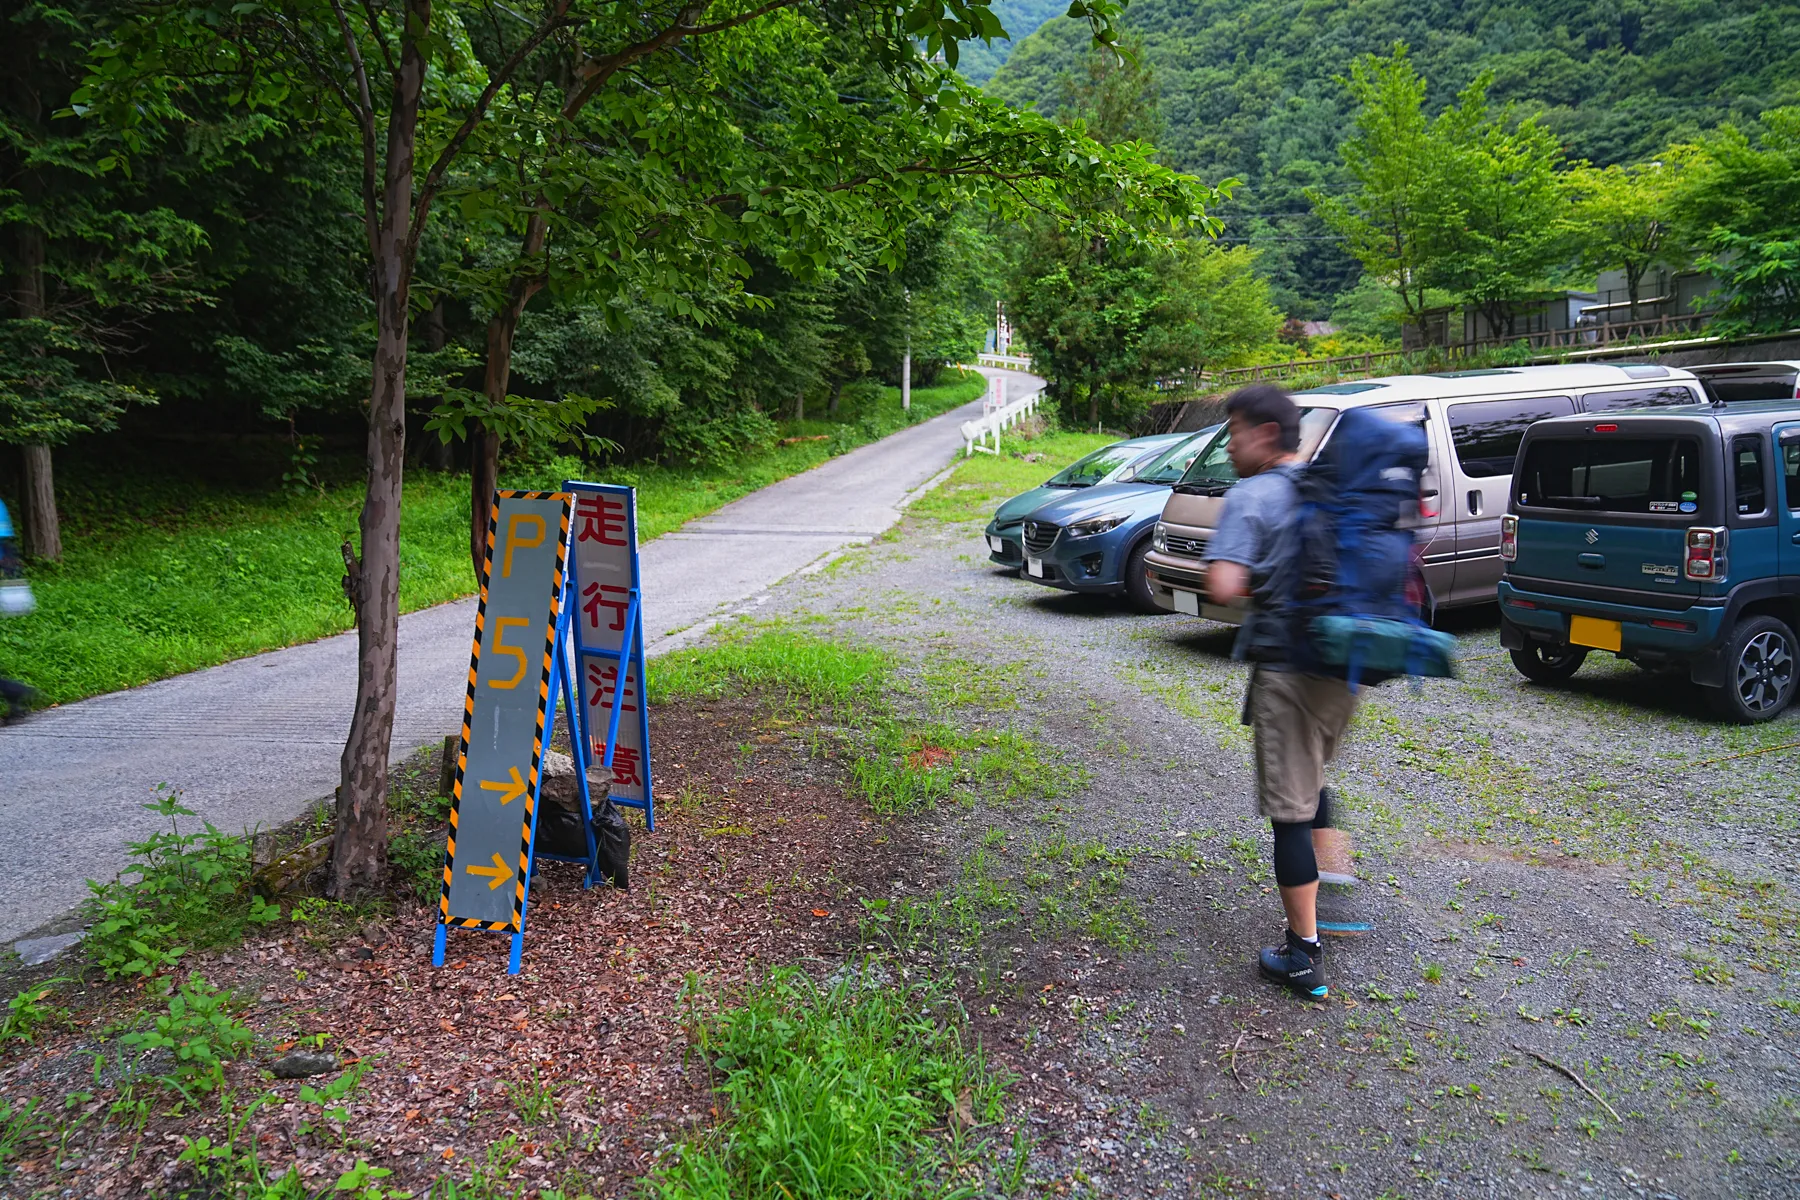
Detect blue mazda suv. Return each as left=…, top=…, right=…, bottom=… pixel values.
left=1016, top=426, right=1221, bottom=612
left=984, top=433, right=1187, bottom=571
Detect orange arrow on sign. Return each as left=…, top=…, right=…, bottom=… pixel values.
left=479, top=766, right=528, bottom=806
left=465, top=853, right=512, bottom=890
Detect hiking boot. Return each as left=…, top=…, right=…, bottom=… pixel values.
left=1258, top=929, right=1328, bottom=999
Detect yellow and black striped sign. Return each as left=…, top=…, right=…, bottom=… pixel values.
left=439, top=491, right=571, bottom=931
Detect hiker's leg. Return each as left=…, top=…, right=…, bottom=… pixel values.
left=1272, top=819, right=1319, bottom=939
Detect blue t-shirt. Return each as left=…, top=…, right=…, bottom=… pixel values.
left=0, top=500, right=12, bottom=541
left=1204, top=464, right=1303, bottom=660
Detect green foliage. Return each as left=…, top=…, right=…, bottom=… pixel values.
left=1678, top=107, right=1800, bottom=330
left=1313, top=48, right=1572, bottom=341
left=0, top=319, right=152, bottom=448
left=82, top=786, right=277, bottom=980
left=115, top=973, right=255, bottom=1096
left=0, top=1097, right=50, bottom=1179
left=298, top=1061, right=371, bottom=1145
left=1565, top=159, right=1687, bottom=315
left=1, top=977, right=68, bottom=1045
left=989, top=0, right=1800, bottom=314
left=651, top=965, right=1006, bottom=1200
left=1005, top=46, right=1276, bottom=423
left=652, top=630, right=890, bottom=718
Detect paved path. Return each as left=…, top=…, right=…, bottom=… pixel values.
left=0, top=368, right=1041, bottom=943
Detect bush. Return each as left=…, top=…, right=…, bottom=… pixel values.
left=651, top=965, right=1005, bottom=1200
left=84, top=786, right=279, bottom=980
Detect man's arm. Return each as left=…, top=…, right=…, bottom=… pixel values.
left=1207, top=560, right=1249, bottom=607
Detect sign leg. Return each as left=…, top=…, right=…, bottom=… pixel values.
left=432, top=923, right=447, bottom=968
left=508, top=931, right=524, bottom=975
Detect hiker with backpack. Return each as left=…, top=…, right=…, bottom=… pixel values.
left=1204, top=385, right=1451, bottom=1000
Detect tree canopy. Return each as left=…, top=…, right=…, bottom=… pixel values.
left=987, top=0, right=1800, bottom=315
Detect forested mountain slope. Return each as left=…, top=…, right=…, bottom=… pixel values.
left=954, top=0, right=1067, bottom=83
left=988, top=0, right=1800, bottom=314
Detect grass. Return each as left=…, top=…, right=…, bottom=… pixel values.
left=0, top=371, right=985, bottom=705
left=907, top=428, right=1119, bottom=524
left=651, top=964, right=1007, bottom=1200
left=651, top=623, right=1077, bottom=816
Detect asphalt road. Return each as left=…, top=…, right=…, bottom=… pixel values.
left=0, top=366, right=1038, bottom=944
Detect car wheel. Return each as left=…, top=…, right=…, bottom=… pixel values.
left=1509, top=644, right=1587, bottom=684
left=1123, top=539, right=1161, bottom=614
left=1703, top=615, right=1798, bottom=723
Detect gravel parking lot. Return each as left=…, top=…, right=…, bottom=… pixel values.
left=743, top=465, right=1800, bottom=1199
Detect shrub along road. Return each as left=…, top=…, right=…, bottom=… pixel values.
left=0, top=367, right=1035, bottom=946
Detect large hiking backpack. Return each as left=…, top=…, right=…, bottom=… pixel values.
left=1281, top=407, right=1456, bottom=687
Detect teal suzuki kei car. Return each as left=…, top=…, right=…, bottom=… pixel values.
left=1007, top=426, right=1220, bottom=612
left=1499, top=399, right=1800, bottom=722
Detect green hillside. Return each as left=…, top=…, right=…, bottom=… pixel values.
left=954, top=0, right=1068, bottom=83
left=987, top=0, right=1800, bottom=315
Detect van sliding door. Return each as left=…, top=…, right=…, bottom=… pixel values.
left=1444, top=394, right=1577, bottom=604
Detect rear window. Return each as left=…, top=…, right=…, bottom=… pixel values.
left=1706, top=373, right=1799, bottom=403
left=1446, top=395, right=1577, bottom=478
left=1516, top=436, right=1706, bottom=514
left=1580, top=385, right=1701, bottom=412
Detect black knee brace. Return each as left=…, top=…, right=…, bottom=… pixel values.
left=1272, top=819, right=1319, bottom=888
left=1313, top=785, right=1335, bottom=830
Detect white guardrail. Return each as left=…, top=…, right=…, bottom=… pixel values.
left=976, top=353, right=1033, bottom=370
left=959, top=375, right=1042, bottom=456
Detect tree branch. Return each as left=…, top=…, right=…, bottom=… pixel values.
left=410, top=0, right=577, bottom=258
left=326, top=0, right=383, bottom=258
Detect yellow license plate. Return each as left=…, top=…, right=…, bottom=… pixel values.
left=1569, top=614, right=1622, bottom=651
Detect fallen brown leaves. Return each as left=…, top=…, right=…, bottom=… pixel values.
left=0, top=696, right=901, bottom=1198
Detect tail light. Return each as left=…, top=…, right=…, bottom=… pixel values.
left=1499, top=514, right=1518, bottom=562
left=1684, top=526, right=1726, bottom=581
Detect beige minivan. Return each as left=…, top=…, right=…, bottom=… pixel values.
left=1143, top=364, right=1710, bottom=618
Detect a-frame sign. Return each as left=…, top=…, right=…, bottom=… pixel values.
left=433, top=487, right=651, bottom=974
left=564, top=480, right=655, bottom=831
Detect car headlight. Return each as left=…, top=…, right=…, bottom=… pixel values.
left=1066, top=513, right=1128, bottom=538
left=1152, top=521, right=1168, bottom=553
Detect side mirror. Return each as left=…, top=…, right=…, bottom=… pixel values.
left=1118, top=467, right=1137, bottom=482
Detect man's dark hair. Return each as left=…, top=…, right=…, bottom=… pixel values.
left=1225, top=384, right=1301, bottom=452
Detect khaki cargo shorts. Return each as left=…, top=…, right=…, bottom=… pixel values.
left=1246, top=667, right=1358, bottom=823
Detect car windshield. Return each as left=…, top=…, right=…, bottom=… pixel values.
left=1136, top=432, right=1211, bottom=484
left=1046, top=442, right=1149, bottom=488
left=1177, top=407, right=1338, bottom=488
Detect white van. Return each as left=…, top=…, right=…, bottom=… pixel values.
left=1142, top=363, right=1709, bottom=615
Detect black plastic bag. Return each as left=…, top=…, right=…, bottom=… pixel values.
left=594, top=794, right=631, bottom=890
left=534, top=803, right=590, bottom=860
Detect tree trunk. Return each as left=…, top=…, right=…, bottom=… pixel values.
left=10, top=224, right=60, bottom=562
left=20, top=445, right=60, bottom=561
left=469, top=211, right=549, bottom=584
left=469, top=422, right=498, bottom=579
left=827, top=379, right=842, bottom=416
left=794, top=389, right=805, bottom=422
left=1088, top=382, right=1100, bottom=430
left=330, top=0, right=431, bottom=901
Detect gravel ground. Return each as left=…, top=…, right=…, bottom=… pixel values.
left=738, top=491, right=1800, bottom=1199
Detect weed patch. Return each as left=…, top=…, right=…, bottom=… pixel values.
left=83, top=787, right=281, bottom=981
left=652, top=964, right=1006, bottom=1200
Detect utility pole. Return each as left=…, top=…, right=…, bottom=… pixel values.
left=902, top=288, right=911, bottom=413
